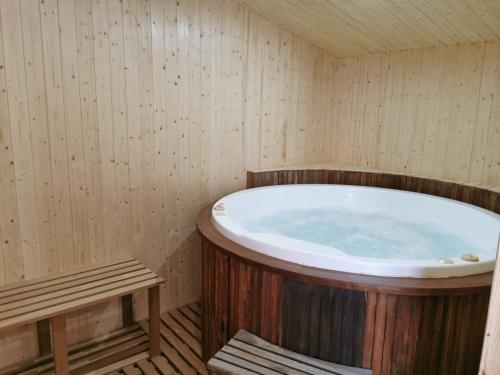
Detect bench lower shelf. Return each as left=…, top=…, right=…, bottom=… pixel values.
left=0, top=302, right=205, bottom=375
left=0, top=323, right=148, bottom=375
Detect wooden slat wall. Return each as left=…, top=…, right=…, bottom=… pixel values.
left=329, top=41, right=500, bottom=186
left=0, top=0, right=335, bottom=366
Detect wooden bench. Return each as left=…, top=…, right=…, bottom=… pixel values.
left=208, top=330, right=372, bottom=375
left=0, top=257, right=163, bottom=374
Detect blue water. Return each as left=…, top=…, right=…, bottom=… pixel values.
left=242, top=208, right=476, bottom=259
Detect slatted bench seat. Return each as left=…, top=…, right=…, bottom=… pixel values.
left=208, top=330, right=372, bottom=375
left=0, top=257, right=164, bottom=374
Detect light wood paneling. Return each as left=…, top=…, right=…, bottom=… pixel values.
left=0, top=0, right=335, bottom=366
left=329, top=41, right=500, bottom=186
left=238, top=0, right=500, bottom=57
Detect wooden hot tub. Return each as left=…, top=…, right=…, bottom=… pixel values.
left=198, top=168, right=499, bottom=375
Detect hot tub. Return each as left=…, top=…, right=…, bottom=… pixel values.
left=199, top=169, right=498, bottom=375
left=212, top=184, right=499, bottom=278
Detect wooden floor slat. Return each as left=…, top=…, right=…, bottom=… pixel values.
left=159, top=326, right=207, bottom=375
left=151, top=356, right=178, bottom=375
left=136, top=359, right=161, bottom=375
left=0, top=303, right=206, bottom=375
left=187, top=304, right=201, bottom=318
left=161, top=314, right=202, bottom=357
left=123, top=365, right=143, bottom=375
left=168, top=310, right=201, bottom=342
left=121, top=303, right=205, bottom=375
left=159, top=340, right=197, bottom=375
left=178, top=306, right=201, bottom=328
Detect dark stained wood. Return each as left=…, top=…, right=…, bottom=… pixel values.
left=373, top=293, right=489, bottom=375
left=201, top=239, right=230, bottom=363
left=36, top=319, right=52, bottom=356
left=228, top=260, right=282, bottom=345
left=380, top=295, right=397, bottom=375
left=247, top=169, right=328, bottom=189
left=281, top=279, right=366, bottom=367
left=371, top=294, right=388, bottom=375
left=362, top=293, right=377, bottom=369
left=398, top=296, right=427, bottom=375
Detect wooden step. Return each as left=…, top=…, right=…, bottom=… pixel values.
left=208, top=330, right=372, bottom=375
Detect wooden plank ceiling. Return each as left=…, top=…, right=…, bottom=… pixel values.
left=237, top=0, right=500, bottom=57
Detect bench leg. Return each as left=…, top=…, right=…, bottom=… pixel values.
left=37, top=319, right=52, bottom=355
left=51, top=314, right=69, bottom=374
left=122, top=294, right=134, bottom=327
left=148, top=285, right=160, bottom=357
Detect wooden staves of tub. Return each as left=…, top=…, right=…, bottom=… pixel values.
left=198, top=168, right=500, bottom=375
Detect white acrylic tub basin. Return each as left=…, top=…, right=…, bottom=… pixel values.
left=211, top=184, right=500, bottom=278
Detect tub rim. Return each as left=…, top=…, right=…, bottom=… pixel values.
left=198, top=203, right=492, bottom=296
left=210, top=184, right=499, bottom=278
